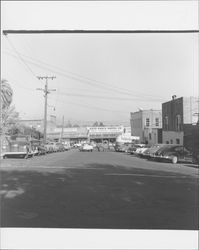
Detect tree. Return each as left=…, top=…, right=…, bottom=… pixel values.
left=66, top=120, right=72, bottom=128
left=99, top=122, right=104, bottom=127
left=1, top=79, right=13, bottom=109
left=92, top=121, right=99, bottom=127
left=92, top=121, right=104, bottom=127
left=19, top=125, right=43, bottom=139
left=2, top=105, right=19, bottom=135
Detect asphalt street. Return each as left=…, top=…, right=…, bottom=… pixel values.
left=0, top=149, right=198, bottom=229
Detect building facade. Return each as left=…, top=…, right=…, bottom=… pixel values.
left=47, top=127, right=88, bottom=144
left=87, top=126, right=128, bottom=143
left=162, top=96, right=198, bottom=145
left=46, top=125, right=130, bottom=143
left=130, top=109, right=162, bottom=145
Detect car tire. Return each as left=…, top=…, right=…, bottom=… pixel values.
left=171, top=156, right=178, bottom=164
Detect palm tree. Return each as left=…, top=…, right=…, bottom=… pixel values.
left=1, top=79, right=15, bottom=157
left=1, top=79, right=13, bottom=109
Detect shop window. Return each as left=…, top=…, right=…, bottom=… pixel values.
left=176, top=138, right=180, bottom=144
left=146, top=118, right=150, bottom=127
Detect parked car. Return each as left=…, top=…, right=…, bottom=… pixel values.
left=142, top=144, right=166, bottom=159
left=2, top=141, right=33, bottom=159
left=74, top=143, right=82, bottom=148
left=44, top=142, right=59, bottom=153
left=127, top=144, right=146, bottom=155
left=32, top=147, right=39, bottom=156
left=44, top=143, right=54, bottom=153
left=55, top=143, right=65, bottom=152
left=79, top=144, right=93, bottom=152
left=50, top=142, right=59, bottom=152
left=115, top=142, right=132, bottom=152
left=37, top=145, right=47, bottom=155
left=154, top=145, right=195, bottom=164
left=64, top=144, right=71, bottom=151
left=134, top=146, right=149, bottom=157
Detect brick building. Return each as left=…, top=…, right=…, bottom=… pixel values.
left=162, top=96, right=198, bottom=145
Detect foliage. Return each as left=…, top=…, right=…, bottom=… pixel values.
left=92, top=121, right=105, bottom=127
left=1, top=79, right=13, bottom=109
left=2, top=105, right=19, bottom=135
left=20, top=125, right=43, bottom=139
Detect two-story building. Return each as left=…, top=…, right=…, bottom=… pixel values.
left=130, top=109, right=162, bottom=145
left=162, top=96, right=198, bottom=145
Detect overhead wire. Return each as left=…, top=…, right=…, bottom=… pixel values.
left=3, top=48, right=166, bottom=101
left=56, top=91, right=163, bottom=102
left=48, top=96, right=130, bottom=114
left=3, top=35, right=166, bottom=120
left=3, top=36, right=46, bottom=85
left=3, top=49, right=166, bottom=102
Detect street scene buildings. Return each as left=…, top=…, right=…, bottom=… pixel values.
left=162, top=96, right=198, bottom=145
left=130, top=109, right=162, bottom=145
left=0, top=3, right=198, bottom=249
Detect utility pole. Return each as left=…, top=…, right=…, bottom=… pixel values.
left=37, top=76, right=56, bottom=144
left=0, top=80, right=2, bottom=159
left=60, top=115, right=65, bottom=143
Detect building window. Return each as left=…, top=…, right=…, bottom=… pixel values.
left=176, top=138, right=180, bottom=144
left=170, top=139, right=173, bottom=144
left=155, top=118, right=159, bottom=126
left=164, top=116, right=168, bottom=130
left=166, top=141, right=169, bottom=144
left=146, top=118, right=150, bottom=127
left=176, top=115, right=181, bottom=131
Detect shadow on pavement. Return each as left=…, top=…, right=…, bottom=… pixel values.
left=0, top=163, right=198, bottom=230
left=183, top=164, right=199, bottom=169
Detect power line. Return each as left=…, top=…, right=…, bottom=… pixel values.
left=57, top=91, right=165, bottom=102
left=4, top=36, right=46, bottom=86
left=5, top=36, right=38, bottom=79
left=3, top=43, right=167, bottom=103
left=48, top=97, right=130, bottom=114
left=3, top=36, right=165, bottom=99
left=3, top=49, right=166, bottom=101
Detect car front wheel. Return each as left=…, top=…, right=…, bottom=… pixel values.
left=171, top=156, right=178, bottom=164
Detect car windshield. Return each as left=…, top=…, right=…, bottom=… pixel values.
left=157, top=145, right=178, bottom=153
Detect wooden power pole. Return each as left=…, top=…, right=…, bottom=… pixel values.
left=37, top=76, right=56, bottom=144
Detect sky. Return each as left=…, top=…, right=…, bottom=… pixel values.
left=1, top=1, right=198, bottom=126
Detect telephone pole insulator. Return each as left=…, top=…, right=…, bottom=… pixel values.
left=37, top=76, right=56, bottom=144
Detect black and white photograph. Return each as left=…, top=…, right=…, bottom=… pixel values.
left=0, top=1, right=198, bottom=249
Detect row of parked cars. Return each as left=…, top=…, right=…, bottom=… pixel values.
left=78, top=142, right=116, bottom=152
left=2, top=141, right=71, bottom=159
left=126, top=143, right=198, bottom=164
left=35, top=142, right=71, bottom=155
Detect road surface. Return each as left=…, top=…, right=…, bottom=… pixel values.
left=0, top=149, right=198, bottom=229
